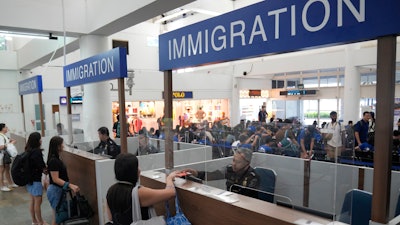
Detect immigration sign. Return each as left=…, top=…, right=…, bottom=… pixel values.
left=159, top=0, right=400, bottom=70
left=18, top=75, right=43, bottom=95
left=64, top=47, right=128, bottom=87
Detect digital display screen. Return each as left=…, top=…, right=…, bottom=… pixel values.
left=70, top=96, right=83, bottom=104
left=249, top=90, right=261, bottom=97
left=279, top=90, right=317, bottom=96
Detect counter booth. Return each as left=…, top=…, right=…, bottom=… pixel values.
left=61, top=145, right=400, bottom=225
left=57, top=0, right=400, bottom=224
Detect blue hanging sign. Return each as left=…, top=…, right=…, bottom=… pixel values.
left=159, top=0, right=400, bottom=71
left=18, top=75, right=43, bottom=95
left=63, top=47, right=128, bottom=87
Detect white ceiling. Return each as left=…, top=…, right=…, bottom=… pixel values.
left=0, top=0, right=396, bottom=76
left=0, top=0, right=265, bottom=70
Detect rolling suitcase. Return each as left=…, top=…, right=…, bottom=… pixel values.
left=62, top=218, right=90, bottom=225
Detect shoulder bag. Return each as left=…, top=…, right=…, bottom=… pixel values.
left=3, top=150, right=12, bottom=164
left=0, top=134, right=12, bottom=164
left=165, top=191, right=192, bottom=225
left=6, top=143, right=18, bottom=157
left=131, top=185, right=166, bottom=225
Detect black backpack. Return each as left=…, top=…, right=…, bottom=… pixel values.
left=11, top=151, right=32, bottom=186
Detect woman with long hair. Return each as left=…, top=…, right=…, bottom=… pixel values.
left=46, top=136, right=79, bottom=225
left=0, top=123, right=18, bottom=191
left=106, top=153, right=179, bottom=225
left=25, top=132, right=48, bottom=225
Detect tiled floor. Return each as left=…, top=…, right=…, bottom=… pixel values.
left=0, top=186, right=53, bottom=225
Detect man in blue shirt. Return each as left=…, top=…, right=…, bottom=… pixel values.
left=353, top=111, right=371, bottom=150
left=298, top=125, right=316, bottom=159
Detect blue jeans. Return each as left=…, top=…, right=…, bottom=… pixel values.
left=47, top=184, right=63, bottom=209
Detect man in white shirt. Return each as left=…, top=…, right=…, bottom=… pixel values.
left=322, top=111, right=346, bottom=162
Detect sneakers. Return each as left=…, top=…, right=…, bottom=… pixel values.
left=8, top=184, right=18, bottom=188
left=0, top=186, right=11, bottom=192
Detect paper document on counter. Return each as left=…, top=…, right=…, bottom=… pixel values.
left=188, top=186, right=239, bottom=203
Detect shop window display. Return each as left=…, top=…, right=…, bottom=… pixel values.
left=112, top=99, right=230, bottom=136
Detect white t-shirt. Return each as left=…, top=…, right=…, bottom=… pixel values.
left=325, top=122, right=345, bottom=147
left=0, top=133, right=9, bottom=147
left=0, top=133, right=9, bottom=165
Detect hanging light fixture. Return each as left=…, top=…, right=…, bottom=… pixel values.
left=0, top=30, right=58, bottom=40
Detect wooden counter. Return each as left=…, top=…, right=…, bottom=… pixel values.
left=140, top=171, right=339, bottom=225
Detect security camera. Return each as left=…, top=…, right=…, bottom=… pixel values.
left=243, top=71, right=247, bottom=76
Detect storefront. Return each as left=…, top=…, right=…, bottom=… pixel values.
left=112, top=96, right=230, bottom=133
left=239, top=89, right=268, bottom=122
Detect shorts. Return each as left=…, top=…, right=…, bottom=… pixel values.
left=325, top=144, right=341, bottom=159
left=26, top=182, right=43, bottom=197
left=47, top=184, right=63, bottom=209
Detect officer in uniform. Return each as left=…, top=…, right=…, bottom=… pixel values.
left=93, top=127, right=121, bottom=159
left=184, top=148, right=259, bottom=198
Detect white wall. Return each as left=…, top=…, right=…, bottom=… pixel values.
left=0, top=70, right=24, bottom=131
left=0, top=52, right=17, bottom=70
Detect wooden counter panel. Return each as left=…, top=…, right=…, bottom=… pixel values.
left=141, top=173, right=331, bottom=225
left=62, top=149, right=99, bottom=225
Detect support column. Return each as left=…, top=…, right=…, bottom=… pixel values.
left=371, top=36, right=396, bottom=224
left=164, top=70, right=173, bottom=170
left=343, top=44, right=361, bottom=124
left=79, top=35, right=111, bottom=141
left=231, top=77, right=240, bottom=125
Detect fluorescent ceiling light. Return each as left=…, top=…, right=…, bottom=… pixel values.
left=154, top=8, right=220, bottom=24
left=191, top=8, right=221, bottom=16
left=154, top=9, right=190, bottom=24
left=0, top=30, right=49, bottom=40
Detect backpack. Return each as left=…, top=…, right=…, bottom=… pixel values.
left=11, top=151, right=32, bottom=186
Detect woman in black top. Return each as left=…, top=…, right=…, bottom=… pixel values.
left=106, top=153, right=179, bottom=225
left=46, top=136, right=79, bottom=225
left=25, top=132, right=48, bottom=225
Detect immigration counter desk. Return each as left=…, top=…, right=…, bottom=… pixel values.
left=63, top=146, right=361, bottom=225
left=140, top=171, right=340, bottom=225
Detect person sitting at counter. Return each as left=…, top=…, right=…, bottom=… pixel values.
left=183, top=147, right=260, bottom=199
left=93, top=127, right=121, bottom=159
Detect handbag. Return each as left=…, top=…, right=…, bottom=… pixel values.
left=6, top=143, right=18, bottom=157
left=165, top=193, right=191, bottom=225
left=3, top=150, right=12, bottom=164
left=56, top=189, right=78, bottom=224
left=56, top=186, right=94, bottom=224
left=1, top=134, right=12, bottom=164
left=75, top=192, right=94, bottom=218
left=131, top=185, right=166, bottom=225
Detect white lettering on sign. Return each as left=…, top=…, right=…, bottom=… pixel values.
left=167, top=0, right=365, bottom=60
left=65, top=56, right=114, bottom=82
left=19, top=80, right=37, bottom=92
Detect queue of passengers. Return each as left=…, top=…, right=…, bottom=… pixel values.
left=108, top=109, right=386, bottom=162
left=132, top=112, right=361, bottom=162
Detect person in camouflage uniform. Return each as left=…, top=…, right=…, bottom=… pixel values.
left=185, top=147, right=259, bottom=198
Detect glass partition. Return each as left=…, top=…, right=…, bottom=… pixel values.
left=160, top=106, right=399, bottom=223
